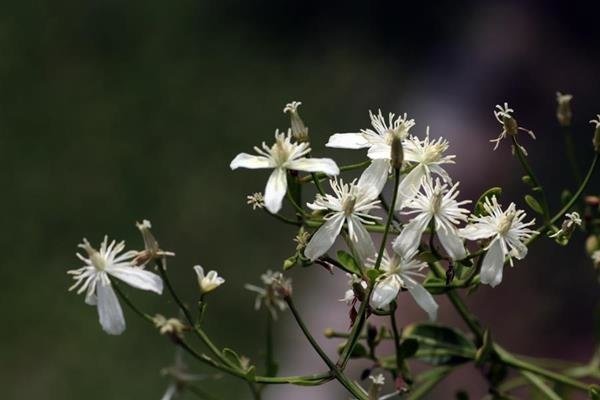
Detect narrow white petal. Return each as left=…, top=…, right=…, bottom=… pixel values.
left=459, top=224, right=496, bottom=241
left=264, top=168, right=288, bottom=213
left=349, top=215, right=376, bottom=261
left=286, top=157, right=339, bottom=175
left=109, top=266, right=163, bottom=294
left=367, top=143, right=391, bottom=160
left=436, top=226, right=467, bottom=260
left=480, top=238, right=505, bottom=287
left=408, top=283, right=439, bottom=321
left=357, top=159, right=389, bottom=198
left=392, top=213, right=431, bottom=258
left=304, top=214, right=345, bottom=260
left=230, top=153, right=273, bottom=170
left=370, top=276, right=401, bottom=309
left=394, top=165, right=426, bottom=210
left=161, top=384, right=178, bottom=400
left=96, top=282, right=126, bottom=335
left=326, top=133, right=369, bottom=149
left=193, top=265, right=205, bottom=279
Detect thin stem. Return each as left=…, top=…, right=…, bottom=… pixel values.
left=265, top=312, right=277, bottom=377
left=263, top=209, right=302, bottom=226
left=286, top=187, right=307, bottom=216
left=511, top=136, right=551, bottom=223
left=337, top=286, right=372, bottom=369
left=247, top=381, right=261, bottom=400
left=311, top=172, right=326, bottom=196
left=111, top=279, right=154, bottom=323
left=527, top=153, right=599, bottom=245
left=374, top=168, right=400, bottom=270
left=285, top=297, right=368, bottom=399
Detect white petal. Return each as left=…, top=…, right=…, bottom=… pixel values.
left=460, top=224, right=496, bottom=241
left=480, top=238, right=505, bottom=287
left=96, top=282, right=126, bottom=335
left=408, top=283, right=439, bottom=321
left=370, top=275, right=401, bottom=309
left=394, top=165, right=426, bottom=210
left=161, top=384, right=178, bottom=400
left=326, top=133, right=369, bottom=149
left=507, top=236, right=528, bottom=260
left=264, top=168, right=288, bottom=213
left=304, top=213, right=345, bottom=260
left=109, top=266, right=163, bottom=294
left=349, top=215, right=376, bottom=261
left=193, top=265, right=205, bottom=279
left=286, top=157, right=339, bottom=175
left=357, top=159, right=390, bottom=199
left=367, top=143, right=391, bottom=160
left=230, top=153, right=273, bottom=170
left=392, top=213, right=431, bottom=258
left=436, top=226, right=467, bottom=260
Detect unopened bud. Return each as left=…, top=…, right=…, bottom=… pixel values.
left=153, top=314, right=187, bottom=341
left=283, top=101, right=309, bottom=142
left=391, top=134, right=404, bottom=170
left=585, top=196, right=600, bottom=207
left=556, top=92, right=573, bottom=127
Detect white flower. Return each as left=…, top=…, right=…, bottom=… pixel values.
left=369, top=374, right=385, bottom=386
left=246, top=192, right=265, bottom=210
left=67, top=237, right=163, bottom=335
left=491, top=102, right=535, bottom=154
left=460, top=196, right=536, bottom=287
left=326, top=110, right=416, bottom=197
left=230, top=129, right=339, bottom=213
left=393, top=178, right=470, bottom=260
left=591, top=115, right=600, bottom=128
left=304, top=178, right=381, bottom=261
left=193, top=265, right=225, bottom=293
left=549, top=211, right=582, bottom=238
left=244, top=270, right=289, bottom=319
left=556, top=92, right=573, bottom=126
left=395, top=129, right=456, bottom=209
left=368, top=250, right=438, bottom=321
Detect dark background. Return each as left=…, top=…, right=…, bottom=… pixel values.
left=2, top=1, right=600, bottom=399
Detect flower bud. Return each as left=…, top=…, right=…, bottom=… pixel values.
left=134, top=220, right=175, bottom=267
left=283, top=101, right=309, bottom=143
left=391, top=134, right=404, bottom=170
left=556, top=92, right=573, bottom=127
left=153, top=314, right=187, bottom=340
left=193, top=265, right=225, bottom=294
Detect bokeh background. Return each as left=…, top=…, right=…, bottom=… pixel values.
left=2, top=1, right=600, bottom=399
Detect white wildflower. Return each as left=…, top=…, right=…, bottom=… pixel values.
left=67, top=237, right=163, bottom=335
left=326, top=110, right=416, bottom=197
left=246, top=192, right=265, bottom=210
left=153, top=314, right=187, bottom=337
left=395, top=129, right=456, bottom=209
left=460, top=196, right=536, bottom=287
left=244, top=270, right=290, bottom=319
left=393, top=178, right=470, bottom=260
left=304, top=178, right=381, bottom=261
left=368, top=250, right=438, bottom=321
left=193, top=265, right=225, bottom=294
left=230, top=129, right=339, bottom=213
left=491, top=102, right=535, bottom=154
left=549, top=211, right=582, bottom=239
left=339, top=273, right=367, bottom=305
left=556, top=92, right=573, bottom=127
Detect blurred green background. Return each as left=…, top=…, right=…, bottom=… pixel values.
left=2, top=1, right=600, bottom=399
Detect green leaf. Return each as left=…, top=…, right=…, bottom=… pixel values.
left=222, top=348, right=243, bottom=368
left=525, top=195, right=544, bottom=215
left=245, top=365, right=256, bottom=381
left=367, top=268, right=384, bottom=282
left=561, top=189, right=574, bottom=207
left=474, top=187, right=502, bottom=216
left=283, top=255, right=298, bottom=271
left=402, top=323, right=476, bottom=365
left=521, top=371, right=562, bottom=400
left=336, top=250, right=361, bottom=275
left=522, top=175, right=534, bottom=186
left=337, top=341, right=368, bottom=359
left=475, top=329, right=494, bottom=365
left=398, top=338, right=419, bottom=359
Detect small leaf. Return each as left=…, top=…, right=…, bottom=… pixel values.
left=474, top=187, right=502, bottom=216
left=283, top=255, right=298, bottom=271
left=367, top=268, right=384, bottom=282
left=522, top=175, right=534, bottom=186
left=337, top=341, right=368, bottom=358
left=475, top=329, right=494, bottom=365
left=401, top=323, right=476, bottom=365
left=337, top=250, right=361, bottom=275
left=245, top=365, right=256, bottom=381
left=398, top=338, right=419, bottom=359
left=525, top=195, right=544, bottom=215
left=223, top=348, right=243, bottom=368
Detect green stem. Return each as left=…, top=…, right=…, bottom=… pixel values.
left=527, top=153, right=599, bottom=245
left=263, top=209, right=302, bottom=226
left=111, top=279, right=154, bottom=323
left=311, top=172, right=326, bottom=196
left=285, top=297, right=368, bottom=399
left=374, top=168, right=400, bottom=270
left=337, top=285, right=372, bottom=369
left=563, top=126, right=582, bottom=185
left=390, top=302, right=412, bottom=383
left=286, top=187, right=307, bottom=217
left=511, top=136, right=551, bottom=223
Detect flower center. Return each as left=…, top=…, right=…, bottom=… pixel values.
left=343, top=195, right=357, bottom=216
left=271, top=139, right=290, bottom=166
left=431, top=190, right=443, bottom=214
left=498, top=211, right=515, bottom=235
